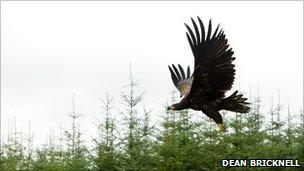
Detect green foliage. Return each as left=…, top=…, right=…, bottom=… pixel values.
left=1, top=77, right=303, bottom=171
left=118, top=65, right=157, bottom=170
left=157, top=108, right=205, bottom=170
left=63, top=93, right=89, bottom=171
left=32, top=146, right=65, bottom=171
left=92, top=92, right=119, bottom=171
left=1, top=132, right=24, bottom=170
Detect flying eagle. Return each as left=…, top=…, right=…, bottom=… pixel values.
left=167, top=17, right=250, bottom=132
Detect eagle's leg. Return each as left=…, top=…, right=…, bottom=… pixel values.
left=218, top=123, right=227, bottom=132
left=202, top=108, right=226, bottom=132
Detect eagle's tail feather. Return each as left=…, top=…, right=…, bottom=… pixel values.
left=220, top=91, right=250, bottom=113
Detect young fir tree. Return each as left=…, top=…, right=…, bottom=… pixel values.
left=266, top=95, right=286, bottom=158
left=64, top=93, right=89, bottom=170
left=157, top=90, right=204, bottom=170
left=137, top=105, right=157, bottom=169
left=294, top=108, right=304, bottom=166
left=120, top=64, right=145, bottom=170
left=281, top=102, right=294, bottom=158
left=1, top=119, right=25, bottom=170
left=20, top=121, right=34, bottom=170
left=93, top=92, right=118, bottom=170
left=33, top=127, right=66, bottom=171
left=278, top=104, right=303, bottom=165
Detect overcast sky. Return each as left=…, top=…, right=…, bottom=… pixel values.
left=1, top=1, right=303, bottom=147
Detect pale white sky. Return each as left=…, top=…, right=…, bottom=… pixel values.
left=1, top=1, right=303, bottom=147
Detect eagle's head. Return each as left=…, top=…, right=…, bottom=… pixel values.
left=167, top=105, right=176, bottom=110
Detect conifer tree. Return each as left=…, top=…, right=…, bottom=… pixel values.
left=20, top=121, right=34, bottom=170
left=1, top=119, right=25, bottom=170
left=120, top=64, right=144, bottom=170
left=157, top=90, right=204, bottom=170
left=93, top=92, right=118, bottom=170
left=138, top=106, right=157, bottom=169
left=295, top=108, right=304, bottom=165
left=64, top=93, right=89, bottom=170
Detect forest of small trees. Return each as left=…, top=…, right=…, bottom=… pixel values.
left=1, top=68, right=303, bottom=171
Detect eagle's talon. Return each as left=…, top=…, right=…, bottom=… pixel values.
left=218, top=123, right=227, bottom=132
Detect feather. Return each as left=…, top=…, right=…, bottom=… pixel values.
left=212, top=24, right=220, bottom=39
left=187, top=66, right=191, bottom=79
left=185, top=24, right=197, bottom=45
left=186, top=33, right=194, bottom=49
left=206, top=19, right=212, bottom=40
left=191, top=18, right=200, bottom=44
left=197, top=17, right=205, bottom=42
left=168, top=65, right=179, bottom=87
left=178, top=64, right=186, bottom=80
left=172, top=64, right=182, bottom=81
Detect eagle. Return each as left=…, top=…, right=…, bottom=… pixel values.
left=167, top=17, right=250, bottom=132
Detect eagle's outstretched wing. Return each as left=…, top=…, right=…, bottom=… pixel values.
left=168, top=64, right=193, bottom=97
left=185, top=17, right=236, bottom=101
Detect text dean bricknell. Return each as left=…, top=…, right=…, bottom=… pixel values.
left=221, top=159, right=301, bottom=168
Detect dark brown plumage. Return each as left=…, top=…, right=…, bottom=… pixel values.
left=167, top=17, right=250, bottom=132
